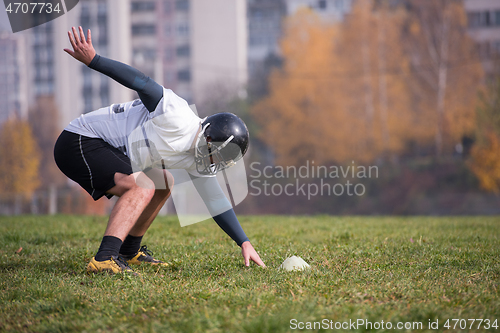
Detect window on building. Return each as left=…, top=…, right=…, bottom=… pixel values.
left=176, top=0, right=189, bottom=11
left=164, top=23, right=172, bottom=37
left=177, top=69, right=191, bottom=81
left=98, top=2, right=107, bottom=15
left=132, top=24, right=156, bottom=36
left=83, top=95, right=93, bottom=113
left=177, top=22, right=189, bottom=37
left=485, top=10, right=491, bottom=26
left=176, top=45, right=190, bottom=57
left=131, top=1, right=155, bottom=12
left=251, top=8, right=263, bottom=19
left=469, top=11, right=494, bottom=28
left=495, top=10, right=500, bottom=26
left=82, top=66, right=92, bottom=87
left=100, top=77, right=109, bottom=106
left=164, top=46, right=174, bottom=61
left=35, top=82, right=54, bottom=96
left=318, top=0, right=327, bottom=10
left=164, top=0, right=172, bottom=13
left=98, top=18, right=108, bottom=45
left=492, top=40, right=500, bottom=53
left=80, top=4, right=91, bottom=29
left=164, top=70, right=175, bottom=83
left=144, top=48, right=156, bottom=60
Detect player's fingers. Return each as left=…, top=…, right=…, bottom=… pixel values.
left=87, top=29, right=92, bottom=44
left=244, top=255, right=250, bottom=267
left=72, top=27, right=80, bottom=45
left=79, top=26, right=86, bottom=44
left=63, top=48, right=75, bottom=57
left=67, top=30, right=77, bottom=49
left=251, top=255, right=266, bottom=267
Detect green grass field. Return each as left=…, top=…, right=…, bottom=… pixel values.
left=0, top=215, right=499, bottom=332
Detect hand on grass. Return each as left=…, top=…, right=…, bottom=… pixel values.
left=64, top=26, right=96, bottom=66
left=241, top=241, right=266, bottom=267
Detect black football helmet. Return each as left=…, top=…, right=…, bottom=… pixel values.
left=194, top=113, right=249, bottom=175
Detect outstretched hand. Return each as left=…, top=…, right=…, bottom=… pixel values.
left=64, top=26, right=96, bottom=66
left=241, top=241, right=266, bottom=267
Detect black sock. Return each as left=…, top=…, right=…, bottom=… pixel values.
left=95, top=236, right=123, bottom=262
left=119, top=235, right=143, bottom=257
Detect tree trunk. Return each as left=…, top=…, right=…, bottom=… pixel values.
left=377, top=9, right=390, bottom=155
left=49, top=185, right=57, bottom=215
left=361, top=1, right=375, bottom=150
left=14, top=194, right=22, bottom=215
left=30, top=192, right=39, bottom=215
left=435, top=10, right=450, bottom=157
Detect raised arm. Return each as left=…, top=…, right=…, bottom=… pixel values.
left=64, top=27, right=163, bottom=112
left=190, top=175, right=265, bottom=267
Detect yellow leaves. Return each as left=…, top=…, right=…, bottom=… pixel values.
left=468, top=78, right=500, bottom=193
left=253, top=3, right=414, bottom=165
left=0, top=117, right=40, bottom=198
left=252, top=1, right=484, bottom=166
left=469, top=133, right=500, bottom=193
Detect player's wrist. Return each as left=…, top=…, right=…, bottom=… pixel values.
left=85, top=52, right=98, bottom=67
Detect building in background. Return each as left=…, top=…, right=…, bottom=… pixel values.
left=130, top=0, right=247, bottom=108
left=1, top=0, right=359, bottom=129
left=247, top=0, right=286, bottom=78
left=190, top=0, right=247, bottom=106
left=0, top=31, right=28, bottom=124
left=465, top=0, right=500, bottom=76
left=247, top=0, right=352, bottom=76
left=246, top=0, right=351, bottom=94
left=22, top=0, right=132, bottom=129
left=286, top=0, right=352, bottom=21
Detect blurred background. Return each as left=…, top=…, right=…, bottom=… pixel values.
left=0, top=0, right=499, bottom=216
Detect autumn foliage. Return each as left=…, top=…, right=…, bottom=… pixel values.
left=252, top=0, right=483, bottom=166
left=469, top=77, right=500, bottom=193
left=0, top=117, right=41, bottom=198
left=28, top=96, right=66, bottom=188
left=469, top=133, right=500, bottom=193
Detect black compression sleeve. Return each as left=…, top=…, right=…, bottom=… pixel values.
left=88, top=54, right=163, bottom=112
left=189, top=175, right=249, bottom=246
left=213, top=209, right=249, bottom=246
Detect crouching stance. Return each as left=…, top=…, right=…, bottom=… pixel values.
left=54, top=27, right=265, bottom=275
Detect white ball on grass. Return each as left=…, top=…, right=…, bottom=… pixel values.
left=280, top=255, right=310, bottom=271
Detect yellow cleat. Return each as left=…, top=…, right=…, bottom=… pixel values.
left=87, top=256, right=138, bottom=275
left=121, top=245, right=169, bottom=266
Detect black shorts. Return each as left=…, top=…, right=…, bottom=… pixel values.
left=54, top=130, right=133, bottom=200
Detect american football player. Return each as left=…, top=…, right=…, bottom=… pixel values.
left=54, top=27, right=265, bottom=275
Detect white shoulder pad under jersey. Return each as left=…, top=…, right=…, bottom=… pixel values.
left=65, top=88, right=204, bottom=175
left=128, top=89, right=210, bottom=177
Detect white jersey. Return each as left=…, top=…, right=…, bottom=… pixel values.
left=65, top=88, right=210, bottom=177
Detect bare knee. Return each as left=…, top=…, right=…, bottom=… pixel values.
left=134, top=184, right=156, bottom=203
left=108, top=172, right=156, bottom=199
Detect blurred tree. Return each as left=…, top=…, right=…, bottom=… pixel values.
left=252, top=3, right=412, bottom=165
left=28, top=96, right=66, bottom=188
left=247, top=53, right=283, bottom=102
left=469, top=77, right=500, bottom=192
left=403, top=0, right=484, bottom=156
left=0, top=117, right=41, bottom=198
left=339, top=0, right=413, bottom=160
left=252, top=9, right=344, bottom=165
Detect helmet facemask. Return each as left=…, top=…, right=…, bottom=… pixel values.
left=194, top=123, right=240, bottom=175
